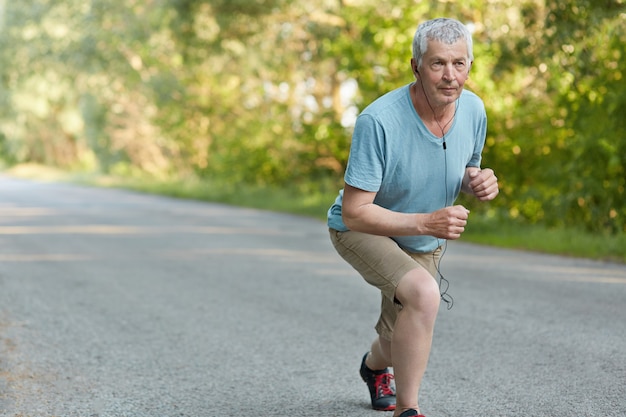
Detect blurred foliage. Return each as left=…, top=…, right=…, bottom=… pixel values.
left=0, top=0, right=625, bottom=234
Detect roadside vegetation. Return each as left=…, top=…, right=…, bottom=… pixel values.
left=5, top=163, right=625, bottom=264
left=1, top=1, right=624, bottom=263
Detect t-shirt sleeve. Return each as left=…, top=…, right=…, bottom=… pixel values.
left=344, top=113, right=385, bottom=192
left=467, top=105, right=487, bottom=167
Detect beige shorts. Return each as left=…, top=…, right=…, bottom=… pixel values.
left=329, top=228, right=442, bottom=341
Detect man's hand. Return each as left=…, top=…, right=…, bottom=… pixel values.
left=426, top=205, right=470, bottom=240
left=465, top=168, right=499, bottom=201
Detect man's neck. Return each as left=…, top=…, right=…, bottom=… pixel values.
left=410, top=82, right=457, bottom=136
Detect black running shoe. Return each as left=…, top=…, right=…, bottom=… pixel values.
left=398, top=409, right=425, bottom=417
left=359, top=352, right=396, bottom=411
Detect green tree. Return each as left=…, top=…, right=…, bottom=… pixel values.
left=1, top=0, right=624, bottom=234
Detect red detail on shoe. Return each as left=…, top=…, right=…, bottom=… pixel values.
left=372, top=372, right=395, bottom=410
left=377, top=406, right=396, bottom=412
left=375, top=373, right=395, bottom=397
left=377, top=403, right=396, bottom=412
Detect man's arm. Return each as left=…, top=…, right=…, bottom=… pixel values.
left=341, top=184, right=470, bottom=240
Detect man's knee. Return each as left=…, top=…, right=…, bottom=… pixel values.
left=395, top=268, right=441, bottom=313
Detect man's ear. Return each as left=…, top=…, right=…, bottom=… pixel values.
left=411, top=58, right=420, bottom=77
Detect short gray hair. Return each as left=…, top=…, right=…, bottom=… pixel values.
left=412, top=18, right=474, bottom=68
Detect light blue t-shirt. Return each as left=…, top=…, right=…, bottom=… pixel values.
left=327, top=84, right=487, bottom=253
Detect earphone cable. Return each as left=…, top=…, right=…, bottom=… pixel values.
left=417, top=79, right=458, bottom=309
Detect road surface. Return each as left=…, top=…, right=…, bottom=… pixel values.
left=0, top=175, right=625, bottom=416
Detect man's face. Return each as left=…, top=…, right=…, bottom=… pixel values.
left=417, top=39, right=471, bottom=107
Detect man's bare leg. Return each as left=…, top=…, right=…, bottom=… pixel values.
left=365, top=336, right=392, bottom=370
left=390, top=268, right=441, bottom=416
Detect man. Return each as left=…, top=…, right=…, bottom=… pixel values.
left=327, top=18, right=499, bottom=417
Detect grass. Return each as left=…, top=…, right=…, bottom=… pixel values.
left=462, top=215, right=626, bottom=263
left=4, top=163, right=625, bottom=264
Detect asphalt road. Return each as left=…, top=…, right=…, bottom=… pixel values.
left=0, top=174, right=625, bottom=417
